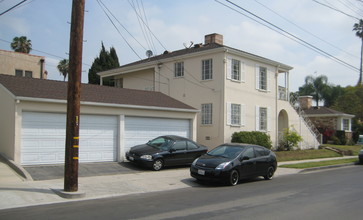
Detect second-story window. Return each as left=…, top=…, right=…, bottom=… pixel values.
left=231, top=59, right=240, bottom=81
left=174, top=62, right=184, bottom=77
left=259, top=67, right=267, bottom=91
left=202, top=59, right=213, bottom=80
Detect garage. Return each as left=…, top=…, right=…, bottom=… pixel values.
left=0, top=74, right=197, bottom=166
left=21, top=112, right=118, bottom=165
left=124, top=116, right=191, bottom=152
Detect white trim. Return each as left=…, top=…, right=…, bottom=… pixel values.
left=226, top=102, right=231, bottom=125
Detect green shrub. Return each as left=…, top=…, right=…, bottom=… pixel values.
left=231, top=131, right=272, bottom=149
left=335, top=131, right=347, bottom=145
left=278, top=128, right=303, bottom=151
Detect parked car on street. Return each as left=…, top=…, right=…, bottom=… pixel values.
left=357, top=135, right=363, bottom=145
left=126, top=135, right=208, bottom=171
left=190, top=143, right=277, bottom=186
left=359, top=148, right=363, bottom=164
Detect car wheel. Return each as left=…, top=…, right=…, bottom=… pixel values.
left=152, top=159, right=164, bottom=171
left=264, top=166, right=275, bottom=180
left=228, top=170, right=239, bottom=186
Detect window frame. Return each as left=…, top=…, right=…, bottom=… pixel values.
left=231, top=103, right=241, bottom=126
left=259, top=66, right=267, bottom=91
left=342, top=118, right=350, bottom=131
left=201, top=103, right=213, bottom=125
left=231, top=59, right=240, bottom=81
left=174, top=61, right=184, bottom=78
left=15, top=69, right=23, bottom=77
left=202, top=59, right=213, bottom=80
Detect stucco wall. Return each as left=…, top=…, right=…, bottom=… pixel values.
left=0, top=86, right=16, bottom=160
left=0, top=50, right=46, bottom=79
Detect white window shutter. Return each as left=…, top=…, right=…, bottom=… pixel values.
left=227, top=102, right=231, bottom=125
left=255, top=105, right=260, bottom=131
left=226, top=57, right=232, bottom=80
left=255, top=65, right=260, bottom=90
left=267, top=69, right=272, bottom=92
left=267, top=107, right=271, bottom=131
left=241, top=61, right=245, bottom=82
left=241, top=104, right=246, bottom=126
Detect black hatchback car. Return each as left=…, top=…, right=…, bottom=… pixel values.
left=126, top=135, right=208, bottom=171
left=190, top=143, right=277, bottom=186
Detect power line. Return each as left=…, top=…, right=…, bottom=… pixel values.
left=312, top=0, right=360, bottom=20
left=216, top=0, right=359, bottom=73
left=96, top=0, right=142, bottom=59
left=0, top=0, right=27, bottom=16
left=254, top=0, right=359, bottom=61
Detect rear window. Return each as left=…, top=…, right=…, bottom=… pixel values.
left=254, top=146, right=270, bottom=157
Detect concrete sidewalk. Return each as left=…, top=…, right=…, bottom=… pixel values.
left=0, top=156, right=357, bottom=210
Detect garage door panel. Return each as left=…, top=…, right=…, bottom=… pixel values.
left=21, top=112, right=118, bottom=165
left=125, top=117, right=190, bottom=153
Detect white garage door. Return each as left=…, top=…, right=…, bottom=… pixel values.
left=21, top=112, right=118, bottom=165
left=124, top=117, right=191, bottom=152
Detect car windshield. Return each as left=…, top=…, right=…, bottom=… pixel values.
left=207, top=145, right=244, bottom=159
left=147, top=137, right=173, bottom=150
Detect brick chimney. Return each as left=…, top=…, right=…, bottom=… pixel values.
left=299, top=96, right=313, bottom=110
left=204, top=33, right=223, bottom=45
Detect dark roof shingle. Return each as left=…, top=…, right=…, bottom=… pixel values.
left=0, top=74, right=196, bottom=111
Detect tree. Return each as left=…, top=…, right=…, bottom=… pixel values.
left=88, top=42, right=120, bottom=85
left=57, top=59, right=69, bottom=81
left=353, top=19, right=363, bottom=86
left=298, top=75, right=330, bottom=107
left=11, top=36, right=32, bottom=53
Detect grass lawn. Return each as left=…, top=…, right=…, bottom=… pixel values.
left=279, top=158, right=359, bottom=169
left=275, top=145, right=362, bottom=162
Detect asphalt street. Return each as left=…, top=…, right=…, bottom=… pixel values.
left=0, top=165, right=362, bottom=220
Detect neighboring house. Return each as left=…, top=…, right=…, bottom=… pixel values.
left=98, top=33, right=320, bottom=149
left=299, top=96, right=354, bottom=143
left=0, top=49, right=47, bottom=79
left=0, top=74, right=197, bottom=166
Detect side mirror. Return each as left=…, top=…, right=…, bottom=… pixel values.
left=241, top=156, right=250, bottom=161
left=169, top=148, right=176, bottom=153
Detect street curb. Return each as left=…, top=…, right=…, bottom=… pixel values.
left=299, top=162, right=358, bottom=173
left=0, top=153, right=33, bottom=181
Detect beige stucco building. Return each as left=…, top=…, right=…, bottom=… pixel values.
left=0, top=49, right=47, bottom=79
left=99, top=33, right=321, bottom=149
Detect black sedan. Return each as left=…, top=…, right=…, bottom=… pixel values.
left=190, top=143, right=277, bottom=186
left=126, top=135, right=208, bottom=171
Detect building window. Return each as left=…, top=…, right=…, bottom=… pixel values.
left=174, top=62, right=184, bottom=78
left=115, top=78, right=123, bottom=88
left=259, top=107, right=268, bottom=131
left=259, top=67, right=267, bottom=90
left=201, top=103, right=212, bottom=125
left=342, top=119, right=350, bottom=131
left=15, top=69, right=23, bottom=77
left=202, top=59, right=213, bottom=80
left=231, top=59, right=240, bottom=81
left=25, top=71, right=33, bottom=78
left=231, top=104, right=241, bottom=125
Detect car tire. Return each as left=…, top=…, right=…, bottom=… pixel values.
left=152, top=159, right=164, bottom=171
left=264, top=166, right=275, bottom=180
left=228, top=170, right=239, bottom=186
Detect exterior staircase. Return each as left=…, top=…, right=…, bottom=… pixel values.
left=287, top=93, right=322, bottom=149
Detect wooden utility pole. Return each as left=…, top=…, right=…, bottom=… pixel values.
left=64, top=0, right=85, bottom=192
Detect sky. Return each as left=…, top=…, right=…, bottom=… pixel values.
left=0, top=0, right=362, bottom=92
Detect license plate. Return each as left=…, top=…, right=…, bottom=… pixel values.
left=198, top=169, right=205, bottom=175
left=129, top=156, right=134, bottom=161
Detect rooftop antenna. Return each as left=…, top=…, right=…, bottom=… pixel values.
left=183, top=41, right=194, bottom=48
left=146, top=50, right=153, bottom=58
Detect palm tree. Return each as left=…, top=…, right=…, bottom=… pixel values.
left=299, top=75, right=330, bottom=107
left=10, top=36, right=32, bottom=53
left=57, top=59, right=69, bottom=81
left=353, top=19, right=363, bottom=86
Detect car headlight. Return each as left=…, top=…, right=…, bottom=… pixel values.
left=140, top=155, right=153, bottom=160
left=215, top=162, right=231, bottom=170
left=192, top=158, right=199, bottom=166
